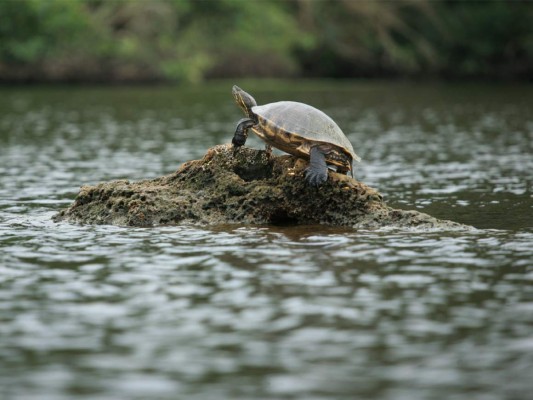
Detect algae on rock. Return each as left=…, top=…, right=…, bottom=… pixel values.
left=53, top=144, right=469, bottom=230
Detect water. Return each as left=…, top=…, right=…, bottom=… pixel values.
left=0, top=82, right=532, bottom=399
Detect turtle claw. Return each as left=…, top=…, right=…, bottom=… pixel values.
left=232, top=145, right=240, bottom=157
left=304, top=167, right=328, bottom=187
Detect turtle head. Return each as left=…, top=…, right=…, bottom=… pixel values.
left=232, top=85, right=257, bottom=118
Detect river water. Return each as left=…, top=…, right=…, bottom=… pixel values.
left=0, top=82, right=532, bottom=399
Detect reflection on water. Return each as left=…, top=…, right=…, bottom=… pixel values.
left=0, top=82, right=532, bottom=399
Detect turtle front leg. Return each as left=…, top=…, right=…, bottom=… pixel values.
left=232, top=118, right=255, bottom=147
left=305, top=145, right=329, bottom=187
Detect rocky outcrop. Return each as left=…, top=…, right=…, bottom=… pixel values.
left=53, top=144, right=470, bottom=230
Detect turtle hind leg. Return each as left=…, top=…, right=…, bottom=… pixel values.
left=304, top=145, right=329, bottom=187
left=232, top=118, right=255, bottom=147
left=265, top=144, right=273, bottom=159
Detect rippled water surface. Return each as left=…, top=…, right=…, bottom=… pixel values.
left=1, top=82, right=532, bottom=399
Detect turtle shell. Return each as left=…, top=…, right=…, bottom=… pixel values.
left=252, top=101, right=360, bottom=163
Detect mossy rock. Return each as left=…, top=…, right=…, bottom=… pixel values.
left=53, top=144, right=470, bottom=230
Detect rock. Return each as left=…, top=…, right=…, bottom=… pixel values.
left=53, top=144, right=471, bottom=230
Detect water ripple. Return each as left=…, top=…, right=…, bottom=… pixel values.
left=1, top=84, right=532, bottom=399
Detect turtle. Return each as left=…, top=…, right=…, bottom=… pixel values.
left=231, top=85, right=361, bottom=186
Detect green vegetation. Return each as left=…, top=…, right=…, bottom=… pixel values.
left=0, top=0, right=531, bottom=82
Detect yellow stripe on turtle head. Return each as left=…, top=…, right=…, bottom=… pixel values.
left=232, top=85, right=258, bottom=118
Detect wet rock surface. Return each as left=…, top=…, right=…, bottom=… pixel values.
left=53, top=144, right=471, bottom=229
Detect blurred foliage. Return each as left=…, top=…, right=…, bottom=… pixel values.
left=0, top=0, right=531, bottom=82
